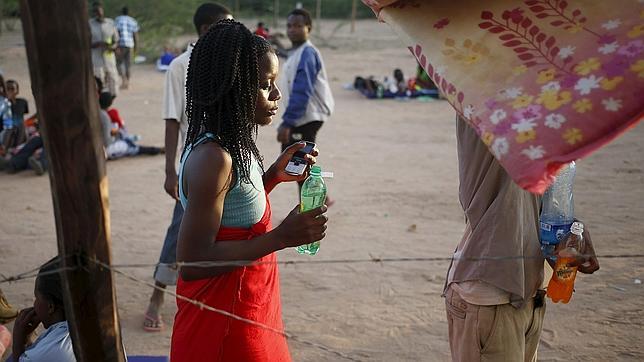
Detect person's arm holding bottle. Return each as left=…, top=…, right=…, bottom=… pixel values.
left=552, top=220, right=600, bottom=273
left=177, top=143, right=327, bottom=281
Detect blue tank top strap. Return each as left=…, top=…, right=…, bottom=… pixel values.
left=178, top=132, right=219, bottom=207
left=194, top=132, right=219, bottom=147
left=178, top=132, right=266, bottom=228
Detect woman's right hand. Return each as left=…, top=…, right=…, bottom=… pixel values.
left=275, top=205, right=328, bottom=249
left=12, top=307, right=40, bottom=355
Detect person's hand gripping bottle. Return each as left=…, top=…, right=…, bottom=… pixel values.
left=547, top=222, right=584, bottom=303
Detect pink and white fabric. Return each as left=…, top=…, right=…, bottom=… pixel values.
left=363, top=0, right=643, bottom=193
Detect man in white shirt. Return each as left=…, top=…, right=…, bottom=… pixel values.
left=142, top=2, right=233, bottom=332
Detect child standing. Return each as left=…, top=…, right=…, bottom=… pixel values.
left=2, top=80, right=29, bottom=152
left=0, top=75, right=12, bottom=156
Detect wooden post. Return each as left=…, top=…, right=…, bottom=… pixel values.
left=273, top=0, right=279, bottom=29
left=316, top=0, right=321, bottom=35
left=351, top=0, right=357, bottom=33
left=19, top=1, right=125, bottom=361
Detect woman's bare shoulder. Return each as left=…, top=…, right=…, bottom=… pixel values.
left=184, top=142, right=233, bottom=196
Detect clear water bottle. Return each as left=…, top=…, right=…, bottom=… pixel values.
left=296, top=165, right=327, bottom=255
left=376, top=83, right=384, bottom=99
left=540, top=162, right=576, bottom=260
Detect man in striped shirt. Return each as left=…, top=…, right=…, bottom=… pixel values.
left=115, top=6, right=139, bottom=90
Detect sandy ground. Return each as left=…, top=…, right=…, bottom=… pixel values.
left=1, top=19, right=643, bottom=361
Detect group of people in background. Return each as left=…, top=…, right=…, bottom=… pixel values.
left=2, top=1, right=335, bottom=360
left=89, top=1, right=139, bottom=95
left=89, top=2, right=164, bottom=161
left=354, top=64, right=441, bottom=99
left=0, top=1, right=607, bottom=362
left=0, top=75, right=46, bottom=176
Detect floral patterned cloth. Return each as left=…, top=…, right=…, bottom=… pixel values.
left=363, top=0, right=644, bottom=193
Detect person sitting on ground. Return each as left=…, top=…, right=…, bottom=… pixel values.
left=98, top=91, right=163, bottom=159
left=105, top=94, right=125, bottom=130
left=353, top=75, right=380, bottom=98
left=414, top=63, right=438, bottom=90
left=254, top=22, right=269, bottom=39
left=10, top=257, right=76, bottom=361
left=0, top=114, right=47, bottom=176
left=100, top=92, right=139, bottom=141
left=156, top=46, right=176, bottom=72
left=0, top=134, right=47, bottom=175
left=393, top=68, right=407, bottom=94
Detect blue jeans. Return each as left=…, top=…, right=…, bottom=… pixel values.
left=10, top=136, right=46, bottom=171
left=153, top=201, right=184, bottom=285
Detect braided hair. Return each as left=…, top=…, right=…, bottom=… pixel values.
left=184, top=19, right=274, bottom=185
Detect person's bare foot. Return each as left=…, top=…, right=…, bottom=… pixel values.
left=143, top=287, right=165, bottom=332
left=120, top=78, right=129, bottom=90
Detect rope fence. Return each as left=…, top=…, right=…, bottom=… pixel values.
left=2, top=253, right=643, bottom=285
left=1, top=252, right=643, bottom=360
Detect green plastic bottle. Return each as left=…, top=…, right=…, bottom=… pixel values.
left=296, top=165, right=327, bottom=255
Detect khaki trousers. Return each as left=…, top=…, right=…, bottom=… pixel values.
left=445, top=287, right=545, bottom=362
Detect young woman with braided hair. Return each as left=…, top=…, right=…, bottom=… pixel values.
left=171, top=20, right=328, bottom=361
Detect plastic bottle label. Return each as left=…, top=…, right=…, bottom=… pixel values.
left=540, top=222, right=573, bottom=245
left=555, top=266, right=575, bottom=281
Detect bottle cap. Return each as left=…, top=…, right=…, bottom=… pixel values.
left=570, top=221, right=584, bottom=236
left=310, top=165, right=321, bottom=175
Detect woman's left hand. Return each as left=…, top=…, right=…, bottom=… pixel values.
left=268, top=142, right=318, bottom=184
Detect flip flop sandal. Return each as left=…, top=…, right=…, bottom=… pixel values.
left=143, top=313, right=164, bottom=332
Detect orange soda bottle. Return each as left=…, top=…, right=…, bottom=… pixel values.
left=547, top=222, right=584, bottom=303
